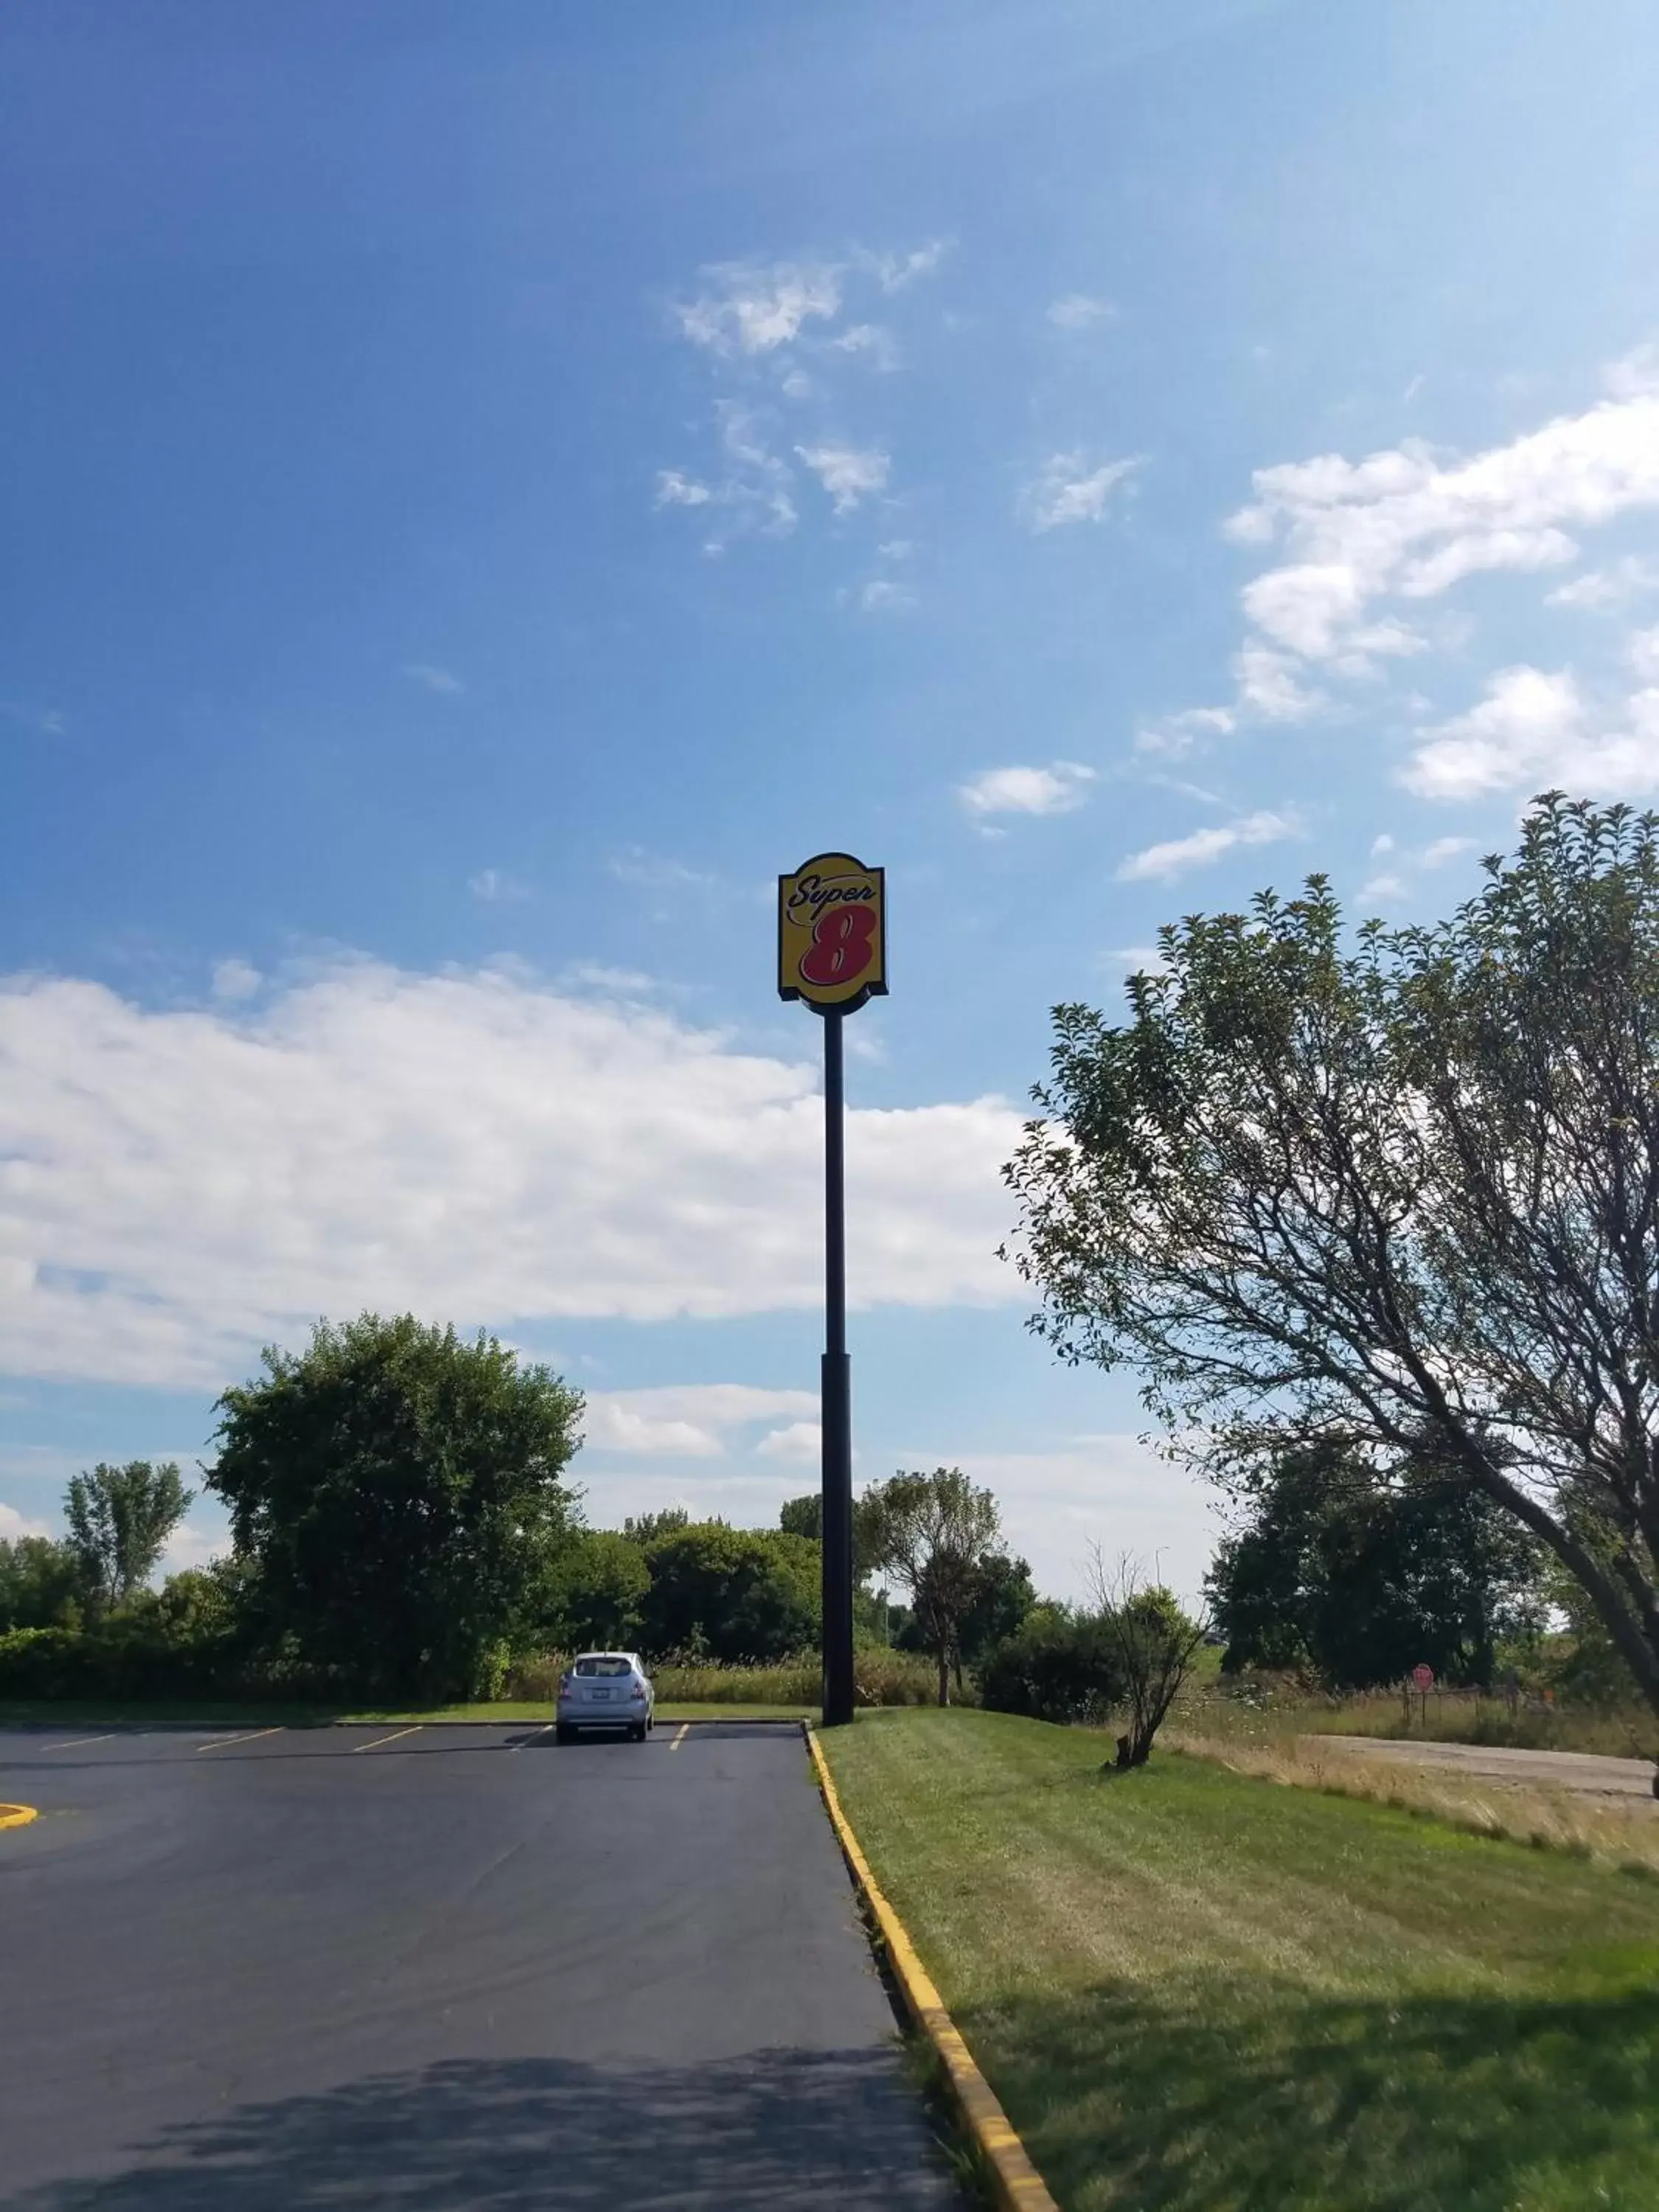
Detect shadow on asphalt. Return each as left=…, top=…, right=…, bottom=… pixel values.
left=1, top=2050, right=960, bottom=2211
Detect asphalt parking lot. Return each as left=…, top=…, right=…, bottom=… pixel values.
left=0, top=1721, right=961, bottom=2211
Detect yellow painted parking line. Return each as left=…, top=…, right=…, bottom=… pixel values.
left=42, top=1733, right=119, bottom=1750
left=670, top=1724, right=689, bottom=1750
left=1, top=1803, right=39, bottom=1830
left=352, top=1725, right=424, bottom=1753
left=197, top=1727, right=282, bottom=1753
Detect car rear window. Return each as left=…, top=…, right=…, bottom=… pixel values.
left=574, top=1656, right=633, bottom=1677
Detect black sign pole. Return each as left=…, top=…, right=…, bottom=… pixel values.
left=820, top=1004, right=855, bottom=1727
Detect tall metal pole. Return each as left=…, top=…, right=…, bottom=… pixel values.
left=821, top=1006, right=855, bottom=1726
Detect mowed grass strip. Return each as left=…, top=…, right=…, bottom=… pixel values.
left=0, top=1697, right=814, bottom=1728
left=819, top=1707, right=1659, bottom=2212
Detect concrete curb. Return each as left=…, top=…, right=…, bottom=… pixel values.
left=804, top=1724, right=1060, bottom=2212
left=0, top=1803, right=38, bottom=1830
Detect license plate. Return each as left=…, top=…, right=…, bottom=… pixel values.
left=590, top=1688, right=611, bottom=1700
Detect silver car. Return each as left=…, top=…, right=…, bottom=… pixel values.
left=555, top=1651, right=655, bottom=1743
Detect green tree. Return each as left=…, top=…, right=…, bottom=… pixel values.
left=63, top=1461, right=193, bottom=1611
left=779, top=1494, right=821, bottom=1540
left=0, top=1536, right=90, bottom=1630
left=549, top=1529, right=650, bottom=1651
left=1088, top=1556, right=1208, bottom=1767
left=209, top=1313, right=583, bottom=1699
left=623, top=1506, right=690, bottom=1547
left=639, top=1522, right=818, bottom=1661
left=862, top=1467, right=1004, bottom=1705
left=1208, top=1439, right=1546, bottom=1690
left=1006, top=796, right=1659, bottom=1753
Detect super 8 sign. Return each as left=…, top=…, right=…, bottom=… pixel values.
left=778, top=852, right=887, bottom=1014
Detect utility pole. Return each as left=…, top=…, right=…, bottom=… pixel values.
left=777, top=852, right=886, bottom=1728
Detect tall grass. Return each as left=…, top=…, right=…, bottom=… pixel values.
left=503, top=1646, right=947, bottom=1708
left=1178, top=1672, right=1659, bottom=1761
left=1168, top=1724, right=1659, bottom=1876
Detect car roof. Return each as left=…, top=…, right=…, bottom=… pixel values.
left=573, top=1650, right=641, bottom=1663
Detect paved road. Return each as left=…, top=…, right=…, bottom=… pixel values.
left=0, top=1721, right=961, bottom=2210
left=1316, top=1732, right=1659, bottom=1804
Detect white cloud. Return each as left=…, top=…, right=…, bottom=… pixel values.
left=1370, top=833, right=1396, bottom=857
left=877, top=540, right=914, bottom=561
left=1019, top=452, right=1138, bottom=533
left=1135, top=706, right=1237, bottom=757
left=0, top=1500, right=49, bottom=1540
left=1629, top=625, right=1659, bottom=684
left=830, top=324, right=900, bottom=372
left=1117, top=809, right=1296, bottom=883
left=1231, top=641, right=1325, bottom=722
left=468, top=869, right=532, bottom=905
left=1223, top=380, right=1659, bottom=683
left=905, top=1438, right=1217, bottom=1610
left=1402, top=664, right=1659, bottom=800
left=1605, top=342, right=1659, bottom=400
left=0, top=961, right=1023, bottom=1388
left=1422, top=835, right=1477, bottom=868
left=160, top=1521, right=223, bottom=1573
left=1547, top=558, right=1659, bottom=610
left=795, top=443, right=890, bottom=513
left=1356, top=873, right=1408, bottom=905
left=212, top=960, right=261, bottom=1002
left=858, top=578, right=916, bottom=614
left=607, top=846, right=718, bottom=894
left=958, top=762, right=1096, bottom=818
left=676, top=260, right=842, bottom=356
left=660, top=407, right=799, bottom=546
left=403, top=664, right=463, bottom=696
left=654, top=470, right=714, bottom=508
left=858, top=240, right=947, bottom=293
left=1047, top=293, right=1116, bottom=330
left=586, top=1384, right=818, bottom=1463
left=754, top=1421, right=822, bottom=1464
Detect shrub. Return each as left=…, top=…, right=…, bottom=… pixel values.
left=980, top=1610, right=1127, bottom=1726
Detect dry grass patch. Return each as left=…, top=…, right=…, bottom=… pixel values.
left=1169, top=1725, right=1659, bottom=1876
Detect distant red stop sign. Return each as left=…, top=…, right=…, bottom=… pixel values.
left=1412, top=1663, right=1435, bottom=1691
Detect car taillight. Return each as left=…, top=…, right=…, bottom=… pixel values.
left=630, top=1685, right=646, bottom=1700
left=559, top=1674, right=572, bottom=1691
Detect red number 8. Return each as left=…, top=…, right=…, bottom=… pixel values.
left=801, top=904, right=877, bottom=987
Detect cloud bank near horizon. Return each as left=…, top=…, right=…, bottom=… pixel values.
left=0, top=961, right=1023, bottom=1391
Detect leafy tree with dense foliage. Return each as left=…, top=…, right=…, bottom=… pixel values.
left=779, top=1493, right=821, bottom=1540
left=894, top=1549, right=1037, bottom=1680
left=64, top=1460, right=193, bottom=1611
left=209, top=1313, right=583, bottom=1699
left=548, top=1529, right=651, bottom=1651
left=1007, top=797, right=1659, bottom=1752
left=861, top=1467, right=1004, bottom=1705
left=0, top=1536, right=90, bottom=1631
left=1208, top=1439, right=1546, bottom=1689
left=637, top=1521, right=819, bottom=1661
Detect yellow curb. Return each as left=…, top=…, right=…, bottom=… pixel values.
left=805, top=1725, right=1059, bottom=2212
left=0, top=1804, right=39, bottom=1831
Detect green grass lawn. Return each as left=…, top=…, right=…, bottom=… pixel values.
left=0, top=1698, right=813, bottom=1728
left=820, top=1706, right=1659, bottom=2212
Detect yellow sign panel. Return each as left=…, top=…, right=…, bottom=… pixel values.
left=778, top=852, right=887, bottom=1013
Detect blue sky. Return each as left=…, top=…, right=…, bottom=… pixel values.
left=4, top=1, right=1659, bottom=1601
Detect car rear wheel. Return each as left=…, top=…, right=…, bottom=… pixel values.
left=630, top=1722, right=647, bottom=1743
